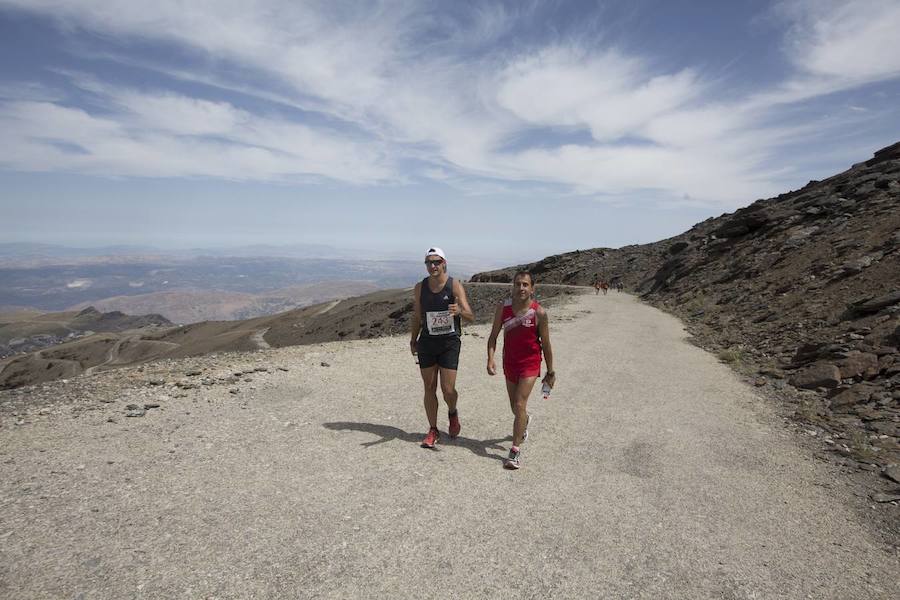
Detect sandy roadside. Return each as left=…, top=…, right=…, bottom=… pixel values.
left=1, top=291, right=898, bottom=599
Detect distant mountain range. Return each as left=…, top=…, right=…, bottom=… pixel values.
left=0, top=242, right=352, bottom=260
left=0, top=242, right=523, bottom=268
left=0, top=245, right=512, bottom=317
left=0, top=255, right=422, bottom=313
left=65, top=282, right=381, bottom=323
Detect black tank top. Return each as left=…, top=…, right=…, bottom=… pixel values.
left=419, top=276, right=461, bottom=339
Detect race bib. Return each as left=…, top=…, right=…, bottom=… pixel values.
left=426, top=310, right=455, bottom=335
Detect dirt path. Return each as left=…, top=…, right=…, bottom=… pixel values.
left=82, top=335, right=180, bottom=376
left=316, top=299, right=342, bottom=315
left=1, top=292, right=897, bottom=598
left=81, top=336, right=129, bottom=377
left=250, top=327, right=272, bottom=350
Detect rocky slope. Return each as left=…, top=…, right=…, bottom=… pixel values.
left=0, top=306, right=171, bottom=358
left=473, top=142, right=900, bottom=473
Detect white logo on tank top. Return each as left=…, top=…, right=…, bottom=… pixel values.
left=502, top=308, right=536, bottom=331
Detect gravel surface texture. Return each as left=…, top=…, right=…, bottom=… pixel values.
left=1, top=291, right=898, bottom=598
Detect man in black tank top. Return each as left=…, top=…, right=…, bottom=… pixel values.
left=410, top=247, right=474, bottom=448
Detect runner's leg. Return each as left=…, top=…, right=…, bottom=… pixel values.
left=438, top=367, right=458, bottom=413
left=511, top=376, right=538, bottom=446
left=505, top=377, right=517, bottom=416
left=420, top=365, right=439, bottom=429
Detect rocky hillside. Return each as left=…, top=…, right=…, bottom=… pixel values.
left=0, top=306, right=171, bottom=358
left=474, top=142, right=900, bottom=471
left=470, top=244, right=667, bottom=289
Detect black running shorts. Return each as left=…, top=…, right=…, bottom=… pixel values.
left=417, top=336, right=461, bottom=370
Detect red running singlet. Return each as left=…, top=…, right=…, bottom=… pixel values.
left=501, top=299, right=542, bottom=382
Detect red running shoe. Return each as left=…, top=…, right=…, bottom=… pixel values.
left=448, top=411, right=461, bottom=438
left=421, top=427, right=440, bottom=449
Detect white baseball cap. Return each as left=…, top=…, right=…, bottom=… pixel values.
left=424, top=246, right=446, bottom=260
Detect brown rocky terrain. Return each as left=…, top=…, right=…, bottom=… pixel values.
left=0, top=306, right=171, bottom=359
left=472, top=141, right=900, bottom=485
left=0, top=283, right=578, bottom=390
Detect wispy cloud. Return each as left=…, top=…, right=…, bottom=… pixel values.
left=1, top=0, right=899, bottom=208
left=0, top=93, right=393, bottom=183
left=496, top=46, right=702, bottom=142
left=779, top=0, right=900, bottom=83
left=752, top=0, right=900, bottom=105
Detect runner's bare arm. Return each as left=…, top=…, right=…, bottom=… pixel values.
left=486, top=303, right=503, bottom=375
left=410, top=282, right=422, bottom=354
left=449, top=279, right=475, bottom=323
left=537, top=306, right=555, bottom=387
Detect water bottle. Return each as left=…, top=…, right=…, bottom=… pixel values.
left=541, top=381, right=551, bottom=399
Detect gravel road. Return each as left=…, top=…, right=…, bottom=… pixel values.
left=1, top=291, right=897, bottom=598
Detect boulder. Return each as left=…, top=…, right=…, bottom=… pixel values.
left=713, top=210, right=770, bottom=238
left=792, top=342, right=846, bottom=364
left=830, top=385, right=877, bottom=411
left=835, top=352, right=880, bottom=380
left=843, top=291, right=900, bottom=320
left=837, top=256, right=875, bottom=277
left=789, top=362, right=841, bottom=389
left=884, top=465, right=900, bottom=484
left=864, top=140, right=900, bottom=166
left=668, top=241, right=690, bottom=255
left=868, top=421, right=900, bottom=436
left=782, top=226, right=819, bottom=248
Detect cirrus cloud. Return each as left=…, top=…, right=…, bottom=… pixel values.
left=0, top=0, right=899, bottom=210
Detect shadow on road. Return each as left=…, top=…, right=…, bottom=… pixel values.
left=323, top=421, right=509, bottom=462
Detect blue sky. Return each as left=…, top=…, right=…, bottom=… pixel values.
left=1, top=0, right=899, bottom=264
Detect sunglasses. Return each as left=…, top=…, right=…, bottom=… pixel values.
left=424, top=259, right=444, bottom=266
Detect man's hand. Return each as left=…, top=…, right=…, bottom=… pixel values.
left=409, top=339, right=417, bottom=355
left=448, top=302, right=460, bottom=316
left=487, top=357, right=496, bottom=376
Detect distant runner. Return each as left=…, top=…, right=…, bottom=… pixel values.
left=486, top=271, right=555, bottom=469
left=410, top=247, right=474, bottom=449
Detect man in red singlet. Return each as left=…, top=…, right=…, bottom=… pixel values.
left=486, top=271, right=555, bottom=469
